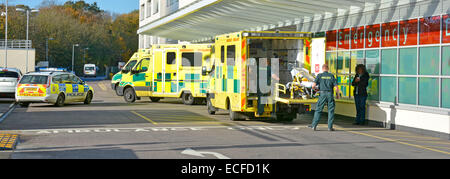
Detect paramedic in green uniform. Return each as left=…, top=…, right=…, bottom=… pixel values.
left=309, top=64, right=340, bottom=131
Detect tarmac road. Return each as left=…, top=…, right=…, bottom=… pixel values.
left=0, top=81, right=449, bottom=159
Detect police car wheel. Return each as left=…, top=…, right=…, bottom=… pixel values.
left=124, top=88, right=136, bottom=103
left=182, top=93, right=194, bottom=105
left=55, top=94, right=65, bottom=107
left=84, top=91, right=93, bottom=104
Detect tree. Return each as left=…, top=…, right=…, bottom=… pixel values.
left=0, top=1, right=138, bottom=75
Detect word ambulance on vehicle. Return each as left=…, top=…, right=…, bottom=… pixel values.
left=15, top=71, right=94, bottom=107
left=202, top=31, right=321, bottom=121
left=116, top=44, right=213, bottom=105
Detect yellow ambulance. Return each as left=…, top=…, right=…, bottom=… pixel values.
left=202, top=31, right=318, bottom=121
left=111, top=49, right=150, bottom=96
left=117, top=44, right=213, bottom=105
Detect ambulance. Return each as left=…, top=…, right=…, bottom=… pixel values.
left=116, top=44, right=213, bottom=105
left=15, top=71, right=94, bottom=107
left=111, top=50, right=150, bottom=96
left=202, top=31, right=320, bottom=121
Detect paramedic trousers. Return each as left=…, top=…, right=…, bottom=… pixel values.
left=311, top=91, right=335, bottom=129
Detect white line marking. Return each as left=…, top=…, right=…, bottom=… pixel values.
left=182, top=148, right=230, bottom=159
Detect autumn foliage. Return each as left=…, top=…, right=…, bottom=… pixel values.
left=0, top=0, right=139, bottom=74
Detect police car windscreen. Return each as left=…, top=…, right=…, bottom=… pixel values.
left=20, top=75, right=48, bottom=84
left=0, top=71, right=19, bottom=78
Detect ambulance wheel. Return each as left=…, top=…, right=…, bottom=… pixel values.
left=115, top=84, right=121, bottom=96
left=229, top=109, right=241, bottom=121
left=19, top=102, right=30, bottom=108
left=55, top=94, right=65, bottom=107
left=150, top=97, right=161, bottom=102
left=207, top=97, right=216, bottom=115
left=84, top=91, right=93, bottom=104
left=182, top=93, right=195, bottom=105
left=123, top=88, right=136, bottom=103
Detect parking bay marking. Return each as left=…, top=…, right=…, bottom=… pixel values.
left=0, top=126, right=308, bottom=135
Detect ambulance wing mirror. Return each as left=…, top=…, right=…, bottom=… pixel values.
left=202, top=66, right=208, bottom=76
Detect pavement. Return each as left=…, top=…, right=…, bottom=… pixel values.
left=0, top=80, right=449, bottom=159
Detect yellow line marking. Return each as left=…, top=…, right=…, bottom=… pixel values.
left=338, top=128, right=450, bottom=155
left=97, top=83, right=107, bottom=91
left=131, top=111, right=158, bottom=125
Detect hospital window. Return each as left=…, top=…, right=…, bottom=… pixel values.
left=443, top=46, right=450, bottom=76
left=419, top=78, right=439, bottom=107
left=153, top=0, right=159, bottom=15
left=419, top=47, right=439, bottom=75
left=442, top=79, right=450, bottom=108
left=398, top=77, right=417, bottom=105
left=380, top=76, right=396, bottom=103
left=381, top=49, right=397, bottom=75
left=365, top=50, right=380, bottom=74
left=146, top=0, right=152, bottom=17
left=399, top=48, right=417, bottom=75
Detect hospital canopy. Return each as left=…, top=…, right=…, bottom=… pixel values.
left=138, top=0, right=392, bottom=42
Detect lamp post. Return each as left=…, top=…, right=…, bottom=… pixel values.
left=3, top=0, right=8, bottom=67
left=72, top=44, right=79, bottom=73
left=83, top=47, right=89, bottom=64
left=16, top=8, right=39, bottom=73
left=46, top=37, right=54, bottom=67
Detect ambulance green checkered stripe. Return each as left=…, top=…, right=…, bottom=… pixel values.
left=185, top=73, right=201, bottom=80
left=133, top=73, right=146, bottom=82
left=227, top=66, right=234, bottom=79
left=113, top=74, right=122, bottom=81
left=156, top=73, right=173, bottom=80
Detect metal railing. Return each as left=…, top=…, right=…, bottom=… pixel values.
left=0, top=40, right=32, bottom=48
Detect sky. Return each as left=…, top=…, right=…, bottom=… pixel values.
left=5, top=0, right=139, bottom=14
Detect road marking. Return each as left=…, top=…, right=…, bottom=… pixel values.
left=339, top=128, right=450, bottom=155
left=182, top=148, right=230, bottom=159
left=97, top=83, right=107, bottom=91
left=131, top=111, right=158, bottom=125
left=0, top=125, right=307, bottom=135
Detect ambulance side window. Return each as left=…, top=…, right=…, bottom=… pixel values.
left=220, top=46, right=225, bottom=64
left=166, top=52, right=176, bottom=65
left=135, top=58, right=150, bottom=72
left=227, top=45, right=236, bottom=66
left=182, top=52, right=202, bottom=67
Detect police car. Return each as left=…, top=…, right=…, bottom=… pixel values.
left=15, top=71, right=94, bottom=107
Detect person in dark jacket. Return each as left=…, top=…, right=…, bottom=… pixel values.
left=352, top=64, right=370, bottom=125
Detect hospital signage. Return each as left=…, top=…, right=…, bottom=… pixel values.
left=326, top=14, right=449, bottom=50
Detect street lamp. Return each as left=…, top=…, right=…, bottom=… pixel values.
left=83, top=47, right=89, bottom=64
left=16, top=8, right=39, bottom=73
left=46, top=37, right=54, bottom=66
left=2, top=0, right=8, bottom=67
left=72, top=44, right=79, bottom=73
